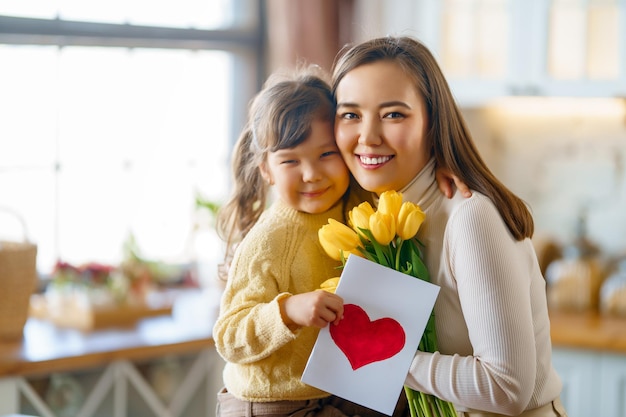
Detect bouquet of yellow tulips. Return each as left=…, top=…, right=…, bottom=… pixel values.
left=318, top=191, right=457, bottom=417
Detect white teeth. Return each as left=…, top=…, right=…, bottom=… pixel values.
left=359, top=155, right=391, bottom=165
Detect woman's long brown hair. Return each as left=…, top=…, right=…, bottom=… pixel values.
left=331, top=36, right=533, bottom=240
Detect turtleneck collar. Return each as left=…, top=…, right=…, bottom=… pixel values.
left=398, top=158, right=440, bottom=210
left=371, top=159, right=438, bottom=209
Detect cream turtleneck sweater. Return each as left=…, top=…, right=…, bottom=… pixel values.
left=402, top=160, right=562, bottom=415
left=213, top=199, right=345, bottom=402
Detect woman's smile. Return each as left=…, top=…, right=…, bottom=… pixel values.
left=357, top=154, right=394, bottom=168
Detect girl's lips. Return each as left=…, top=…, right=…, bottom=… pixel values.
left=301, top=188, right=328, bottom=198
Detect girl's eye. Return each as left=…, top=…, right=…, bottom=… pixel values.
left=280, top=159, right=297, bottom=165
left=321, top=151, right=339, bottom=158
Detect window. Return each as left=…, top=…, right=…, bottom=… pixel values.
left=440, top=0, right=509, bottom=79
left=0, top=1, right=263, bottom=283
left=548, top=0, right=620, bottom=80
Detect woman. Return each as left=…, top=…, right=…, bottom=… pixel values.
left=330, top=36, right=567, bottom=417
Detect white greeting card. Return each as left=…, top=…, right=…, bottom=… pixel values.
left=301, top=255, right=440, bottom=415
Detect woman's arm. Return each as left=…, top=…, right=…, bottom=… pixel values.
left=406, top=196, right=536, bottom=414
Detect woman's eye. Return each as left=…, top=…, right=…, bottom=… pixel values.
left=339, top=112, right=358, bottom=120
left=384, top=111, right=404, bottom=119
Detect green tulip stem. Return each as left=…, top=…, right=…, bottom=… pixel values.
left=395, top=239, right=405, bottom=271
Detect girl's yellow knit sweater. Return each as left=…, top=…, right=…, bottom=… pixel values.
left=213, top=199, right=346, bottom=402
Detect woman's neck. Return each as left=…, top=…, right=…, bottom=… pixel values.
left=398, top=158, right=438, bottom=208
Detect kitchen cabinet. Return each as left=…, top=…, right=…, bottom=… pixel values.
left=552, top=348, right=626, bottom=417
left=364, top=0, right=626, bottom=105
left=603, top=354, right=626, bottom=417
left=549, top=310, right=626, bottom=417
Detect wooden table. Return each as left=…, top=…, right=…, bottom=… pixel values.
left=0, top=288, right=225, bottom=417
left=549, top=309, right=626, bottom=354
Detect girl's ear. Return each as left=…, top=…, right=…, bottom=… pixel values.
left=259, top=162, right=274, bottom=185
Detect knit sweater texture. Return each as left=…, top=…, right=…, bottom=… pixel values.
left=402, top=159, right=562, bottom=415
left=213, top=199, right=346, bottom=402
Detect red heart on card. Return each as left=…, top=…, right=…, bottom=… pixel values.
left=330, top=304, right=406, bottom=370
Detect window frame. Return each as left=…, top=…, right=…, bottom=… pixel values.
left=0, top=3, right=265, bottom=157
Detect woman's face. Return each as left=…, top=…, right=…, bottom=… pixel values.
left=334, top=60, right=430, bottom=195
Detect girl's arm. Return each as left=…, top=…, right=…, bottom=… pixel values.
left=213, top=244, right=297, bottom=364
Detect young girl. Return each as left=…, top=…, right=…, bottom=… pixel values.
left=331, top=36, right=567, bottom=417
left=212, top=68, right=411, bottom=417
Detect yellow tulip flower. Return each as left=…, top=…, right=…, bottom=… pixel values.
left=369, top=211, right=396, bottom=246
left=318, top=219, right=362, bottom=261
left=377, top=190, right=403, bottom=220
left=320, top=277, right=340, bottom=293
left=397, top=202, right=426, bottom=240
left=349, top=201, right=375, bottom=237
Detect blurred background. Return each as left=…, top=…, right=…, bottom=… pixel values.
left=1, top=0, right=625, bottom=284
left=1, top=2, right=626, bottom=417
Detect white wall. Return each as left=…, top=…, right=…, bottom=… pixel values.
left=462, top=98, right=626, bottom=257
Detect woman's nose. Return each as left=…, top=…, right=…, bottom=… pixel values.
left=358, top=118, right=382, bottom=146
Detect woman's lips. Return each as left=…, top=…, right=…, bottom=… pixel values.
left=357, top=154, right=393, bottom=168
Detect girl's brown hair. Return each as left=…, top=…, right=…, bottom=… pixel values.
left=331, top=36, right=533, bottom=240
left=216, top=67, right=336, bottom=280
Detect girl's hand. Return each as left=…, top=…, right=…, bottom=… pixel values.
left=279, top=290, right=344, bottom=329
left=435, top=167, right=472, bottom=198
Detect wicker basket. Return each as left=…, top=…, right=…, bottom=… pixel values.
left=0, top=209, right=38, bottom=341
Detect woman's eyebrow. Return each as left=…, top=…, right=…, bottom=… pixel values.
left=336, top=101, right=357, bottom=108
left=379, top=101, right=411, bottom=109
left=336, top=100, right=411, bottom=109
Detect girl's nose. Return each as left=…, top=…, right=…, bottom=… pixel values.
left=302, top=162, right=322, bottom=182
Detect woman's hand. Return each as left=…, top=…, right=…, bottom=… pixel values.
left=435, top=167, right=472, bottom=198
left=279, top=290, right=344, bottom=329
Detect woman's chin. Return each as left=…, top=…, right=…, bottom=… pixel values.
left=351, top=165, right=401, bottom=195
left=357, top=179, right=394, bottom=195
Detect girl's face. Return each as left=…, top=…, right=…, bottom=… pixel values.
left=334, top=60, right=430, bottom=195
left=261, top=119, right=350, bottom=214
